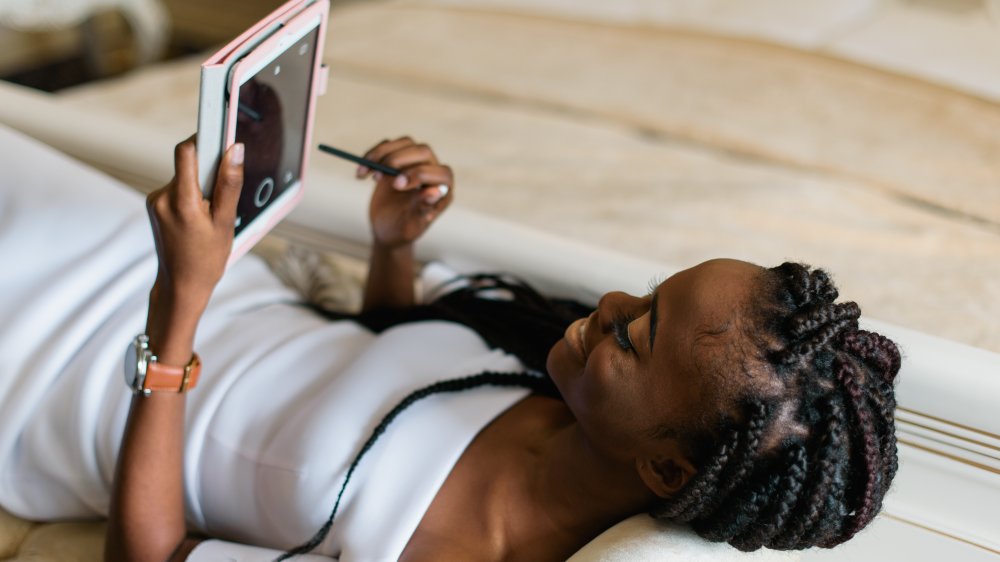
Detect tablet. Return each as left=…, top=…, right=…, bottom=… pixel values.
left=196, top=0, right=329, bottom=262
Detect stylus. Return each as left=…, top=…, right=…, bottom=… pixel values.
left=318, top=143, right=401, bottom=176
left=238, top=102, right=262, bottom=122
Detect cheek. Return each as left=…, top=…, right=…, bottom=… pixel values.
left=574, top=347, right=647, bottom=452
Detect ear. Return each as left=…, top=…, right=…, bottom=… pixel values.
left=635, top=443, right=697, bottom=499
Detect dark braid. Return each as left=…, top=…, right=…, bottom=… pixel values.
left=667, top=401, right=770, bottom=525
left=748, top=445, right=808, bottom=547
left=650, top=426, right=739, bottom=520
left=351, top=273, right=590, bottom=376
left=650, top=262, right=901, bottom=552
left=301, top=265, right=899, bottom=554
left=276, top=371, right=552, bottom=560
left=283, top=274, right=589, bottom=559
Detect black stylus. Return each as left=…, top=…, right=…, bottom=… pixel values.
left=317, top=143, right=400, bottom=176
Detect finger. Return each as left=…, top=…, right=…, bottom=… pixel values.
left=420, top=184, right=451, bottom=205
left=416, top=182, right=453, bottom=222
left=380, top=144, right=439, bottom=176
left=361, top=136, right=417, bottom=175
left=392, top=164, right=452, bottom=192
left=419, top=201, right=445, bottom=224
left=171, top=136, right=203, bottom=211
left=212, top=143, right=245, bottom=226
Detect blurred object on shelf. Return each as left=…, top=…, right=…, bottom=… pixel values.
left=0, top=0, right=168, bottom=90
left=0, top=0, right=286, bottom=91
left=161, top=0, right=283, bottom=50
left=0, top=0, right=168, bottom=64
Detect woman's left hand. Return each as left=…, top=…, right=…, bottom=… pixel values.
left=146, top=137, right=245, bottom=313
left=359, top=137, right=454, bottom=249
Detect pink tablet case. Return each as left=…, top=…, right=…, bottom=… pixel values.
left=196, top=0, right=330, bottom=265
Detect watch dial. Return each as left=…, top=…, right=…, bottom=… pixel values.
left=124, top=342, right=137, bottom=387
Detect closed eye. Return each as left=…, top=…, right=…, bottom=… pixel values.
left=611, top=313, right=637, bottom=355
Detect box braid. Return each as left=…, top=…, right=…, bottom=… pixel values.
left=296, top=267, right=899, bottom=556
left=649, top=262, right=901, bottom=552
left=282, top=274, right=589, bottom=559
left=276, top=371, right=556, bottom=560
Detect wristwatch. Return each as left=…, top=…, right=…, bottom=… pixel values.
left=124, top=334, right=202, bottom=395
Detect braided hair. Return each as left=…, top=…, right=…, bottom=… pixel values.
left=286, top=265, right=900, bottom=557
left=276, top=371, right=554, bottom=560
left=652, top=262, right=901, bottom=551
left=280, top=275, right=583, bottom=559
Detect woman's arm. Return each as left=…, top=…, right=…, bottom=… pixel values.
left=104, top=139, right=244, bottom=562
left=358, top=137, right=453, bottom=313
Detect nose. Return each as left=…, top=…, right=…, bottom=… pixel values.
left=595, top=291, right=641, bottom=333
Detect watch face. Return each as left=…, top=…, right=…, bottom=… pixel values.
left=124, top=341, right=138, bottom=388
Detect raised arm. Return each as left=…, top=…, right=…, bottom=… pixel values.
left=358, top=137, right=453, bottom=313
left=104, top=138, right=244, bottom=562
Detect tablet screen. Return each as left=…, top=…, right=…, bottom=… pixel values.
left=233, top=27, right=319, bottom=236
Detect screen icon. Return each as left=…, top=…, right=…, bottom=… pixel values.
left=255, top=177, right=275, bottom=207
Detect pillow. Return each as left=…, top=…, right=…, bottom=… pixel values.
left=569, top=515, right=802, bottom=562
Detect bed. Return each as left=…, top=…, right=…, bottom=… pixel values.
left=0, top=0, right=998, bottom=560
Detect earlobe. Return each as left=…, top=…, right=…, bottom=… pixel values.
left=636, top=453, right=696, bottom=499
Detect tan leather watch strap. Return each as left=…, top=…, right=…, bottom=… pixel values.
left=144, top=354, right=202, bottom=393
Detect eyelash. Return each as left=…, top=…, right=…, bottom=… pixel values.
left=647, top=274, right=666, bottom=295
left=611, top=313, right=637, bottom=354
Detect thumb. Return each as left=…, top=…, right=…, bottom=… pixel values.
left=212, top=143, right=245, bottom=226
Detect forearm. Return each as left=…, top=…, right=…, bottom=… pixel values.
left=362, top=242, right=416, bottom=313
left=105, top=291, right=202, bottom=562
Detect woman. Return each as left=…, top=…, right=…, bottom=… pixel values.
left=97, top=135, right=901, bottom=561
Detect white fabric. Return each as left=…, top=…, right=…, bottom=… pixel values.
left=568, top=516, right=800, bottom=562
left=190, top=538, right=333, bottom=561
left=0, top=125, right=530, bottom=560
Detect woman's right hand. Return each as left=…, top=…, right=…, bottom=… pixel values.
left=359, top=137, right=454, bottom=249
left=146, top=138, right=245, bottom=314
left=144, top=138, right=244, bottom=362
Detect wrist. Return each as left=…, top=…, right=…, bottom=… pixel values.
left=371, top=239, right=414, bottom=255
left=146, top=286, right=204, bottom=366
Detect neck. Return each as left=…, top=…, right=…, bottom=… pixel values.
left=499, top=398, right=654, bottom=560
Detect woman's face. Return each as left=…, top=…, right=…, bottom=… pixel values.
left=547, top=259, right=768, bottom=464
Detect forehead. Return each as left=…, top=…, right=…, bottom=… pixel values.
left=660, top=259, right=760, bottom=323
left=651, top=259, right=766, bottom=418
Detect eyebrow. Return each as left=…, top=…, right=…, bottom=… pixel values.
left=648, top=292, right=659, bottom=354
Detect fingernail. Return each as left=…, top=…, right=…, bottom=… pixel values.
left=393, top=175, right=408, bottom=189
left=356, top=165, right=368, bottom=178
left=373, top=172, right=382, bottom=181
left=231, top=143, right=245, bottom=165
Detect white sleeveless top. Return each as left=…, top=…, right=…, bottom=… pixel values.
left=0, top=126, right=531, bottom=560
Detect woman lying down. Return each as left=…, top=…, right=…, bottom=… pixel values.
left=0, top=133, right=901, bottom=561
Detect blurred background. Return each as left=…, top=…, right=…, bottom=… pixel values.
left=0, top=0, right=296, bottom=90
left=3, top=0, right=1000, bottom=95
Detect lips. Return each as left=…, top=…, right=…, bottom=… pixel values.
left=564, top=313, right=594, bottom=363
